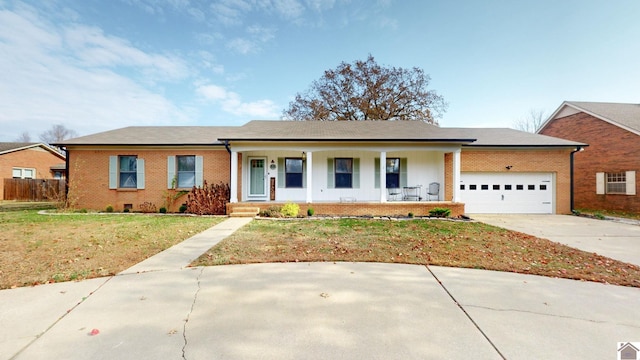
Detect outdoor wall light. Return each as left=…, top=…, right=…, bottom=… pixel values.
left=505, top=165, right=513, bottom=170
left=302, top=151, right=307, bottom=160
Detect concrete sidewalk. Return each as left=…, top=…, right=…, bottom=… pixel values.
left=471, top=214, right=640, bottom=266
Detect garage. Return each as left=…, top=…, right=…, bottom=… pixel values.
left=460, top=172, right=554, bottom=214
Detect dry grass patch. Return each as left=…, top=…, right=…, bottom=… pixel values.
left=0, top=210, right=222, bottom=289
left=193, top=218, right=640, bottom=287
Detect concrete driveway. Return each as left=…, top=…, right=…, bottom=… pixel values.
left=470, top=214, right=640, bottom=266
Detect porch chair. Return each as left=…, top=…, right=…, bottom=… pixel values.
left=426, top=182, right=440, bottom=201
left=387, top=187, right=402, bottom=201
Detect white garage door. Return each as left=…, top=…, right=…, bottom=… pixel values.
left=460, top=172, right=553, bottom=214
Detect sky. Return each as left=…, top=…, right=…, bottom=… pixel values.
left=1, top=0, right=640, bottom=141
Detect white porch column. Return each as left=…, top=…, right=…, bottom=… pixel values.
left=230, top=151, right=238, bottom=203
left=306, top=151, right=313, bottom=203
left=379, top=151, right=387, bottom=203
left=452, top=149, right=461, bottom=202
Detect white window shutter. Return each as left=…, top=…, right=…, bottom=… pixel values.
left=195, top=156, right=204, bottom=187
left=374, top=158, right=380, bottom=189
left=136, top=159, right=145, bottom=189
left=167, top=156, right=176, bottom=188
left=626, top=171, right=636, bottom=195
left=595, top=172, right=605, bottom=194
left=109, top=156, right=117, bottom=189
left=353, top=158, right=360, bottom=189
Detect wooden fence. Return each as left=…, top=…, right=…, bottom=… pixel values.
left=3, top=178, right=65, bottom=201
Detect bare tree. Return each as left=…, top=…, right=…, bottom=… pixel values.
left=14, top=131, right=32, bottom=142
left=283, top=55, right=447, bottom=124
left=513, top=109, right=547, bottom=133
left=39, top=124, right=78, bottom=144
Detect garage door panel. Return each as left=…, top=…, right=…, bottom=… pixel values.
left=460, top=173, right=553, bottom=214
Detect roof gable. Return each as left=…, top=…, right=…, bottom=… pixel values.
left=0, top=142, right=65, bottom=159
left=541, top=101, right=640, bottom=136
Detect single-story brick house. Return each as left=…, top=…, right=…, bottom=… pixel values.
left=0, top=142, right=66, bottom=200
left=57, top=120, right=585, bottom=216
left=539, top=101, right=639, bottom=213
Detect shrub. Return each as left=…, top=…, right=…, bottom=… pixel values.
left=307, top=207, right=315, bottom=216
left=159, top=207, right=167, bottom=214
left=429, top=207, right=451, bottom=217
left=408, top=212, right=414, bottom=218
left=280, top=203, right=300, bottom=217
left=186, top=181, right=230, bottom=215
left=123, top=208, right=130, bottom=213
left=179, top=204, right=188, bottom=213
left=105, top=205, right=114, bottom=213
left=260, top=206, right=282, bottom=218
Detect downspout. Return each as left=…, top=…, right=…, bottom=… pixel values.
left=63, top=147, right=70, bottom=199
left=570, top=146, right=584, bottom=213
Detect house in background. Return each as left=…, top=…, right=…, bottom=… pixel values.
left=0, top=142, right=66, bottom=200
left=539, top=101, right=640, bottom=213
left=58, top=120, right=584, bottom=216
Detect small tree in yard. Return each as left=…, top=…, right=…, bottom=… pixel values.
left=186, top=181, right=230, bottom=215
left=283, top=55, right=447, bottom=124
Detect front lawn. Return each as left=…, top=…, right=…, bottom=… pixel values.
left=193, top=218, right=640, bottom=287
left=0, top=211, right=222, bottom=289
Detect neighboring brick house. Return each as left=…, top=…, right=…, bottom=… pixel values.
left=0, top=142, right=66, bottom=200
left=58, top=121, right=584, bottom=215
left=539, top=101, right=640, bottom=213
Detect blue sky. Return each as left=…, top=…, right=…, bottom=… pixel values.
left=1, top=0, right=640, bottom=141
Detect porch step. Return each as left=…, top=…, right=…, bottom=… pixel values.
left=230, top=207, right=261, bottom=217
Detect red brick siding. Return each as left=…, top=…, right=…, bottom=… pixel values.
left=540, top=112, right=640, bottom=212
left=68, top=148, right=230, bottom=212
left=460, top=149, right=573, bottom=214
left=0, top=148, right=65, bottom=199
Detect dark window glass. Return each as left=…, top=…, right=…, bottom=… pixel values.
left=540, top=184, right=547, bottom=190
left=516, top=185, right=524, bottom=190
left=528, top=184, right=535, bottom=190
left=119, top=156, right=137, bottom=188
left=493, top=185, right=500, bottom=190
left=470, top=185, right=477, bottom=190
left=177, top=155, right=196, bottom=188
left=386, top=158, right=400, bottom=188
left=460, top=184, right=465, bottom=190
left=505, top=185, right=512, bottom=190
left=481, top=184, right=489, bottom=190
left=335, top=158, right=352, bottom=188
left=285, top=158, right=303, bottom=188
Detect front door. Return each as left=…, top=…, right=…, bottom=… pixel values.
left=249, top=157, right=267, bottom=197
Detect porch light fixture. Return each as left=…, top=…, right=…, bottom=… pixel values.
left=271, top=159, right=275, bottom=164
left=505, top=165, right=513, bottom=170
left=301, top=151, right=306, bottom=160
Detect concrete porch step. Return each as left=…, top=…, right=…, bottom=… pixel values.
left=229, top=207, right=260, bottom=217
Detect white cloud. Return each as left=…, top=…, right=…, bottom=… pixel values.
left=0, top=4, right=193, bottom=140
left=196, top=84, right=279, bottom=118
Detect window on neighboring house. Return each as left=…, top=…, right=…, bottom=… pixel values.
left=285, top=158, right=303, bottom=188
left=119, top=156, right=137, bottom=188
left=386, top=158, right=400, bottom=188
left=12, top=168, right=35, bottom=179
left=606, top=172, right=626, bottom=194
left=335, top=158, right=353, bottom=188
left=177, top=155, right=196, bottom=188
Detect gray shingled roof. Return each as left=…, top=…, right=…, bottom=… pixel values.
left=564, top=101, right=640, bottom=133
left=57, top=121, right=584, bottom=147
left=57, top=126, right=235, bottom=145
left=0, top=142, right=66, bottom=158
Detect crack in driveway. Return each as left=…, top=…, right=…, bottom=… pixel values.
left=182, top=267, right=204, bottom=360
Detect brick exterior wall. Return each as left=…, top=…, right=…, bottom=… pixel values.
left=460, top=149, right=574, bottom=214
left=0, top=147, right=65, bottom=200
left=68, top=148, right=230, bottom=212
left=540, top=112, right=640, bottom=212
left=229, top=201, right=465, bottom=218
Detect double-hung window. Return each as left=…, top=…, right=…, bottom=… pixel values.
left=12, top=168, right=35, bottom=179
left=177, top=155, right=196, bottom=188
left=119, top=156, right=138, bottom=188
left=386, top=158, right=400, bottom=188
left=335, top=158, right=353, bottom=188
left=285, top=158, right=303, bottom=188
left=606, top=172, right=626, bottom=194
